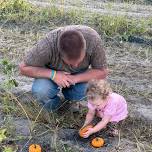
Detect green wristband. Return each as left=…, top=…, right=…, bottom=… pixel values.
left=50, top=70, right=55, bottom=80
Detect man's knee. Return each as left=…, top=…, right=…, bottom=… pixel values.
left=74, top=82, right=88, bottom=95
left=63, top=82, right=88, bottom=101
left=32, top=79, right=59, bottom=101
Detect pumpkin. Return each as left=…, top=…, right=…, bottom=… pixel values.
left=91, top=137, right=105, bottom=148
left=79, top=124, right=93, bottom=138
left=29, top=144, right=41, bottom=152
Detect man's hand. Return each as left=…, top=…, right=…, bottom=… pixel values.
left=65, top=68, right=108, bottom=84
left=53, top=71, right=75, bottom=88
left=66, top=75, right=79, bottom=85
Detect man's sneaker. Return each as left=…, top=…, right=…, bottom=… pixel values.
left=70, top=101, right=87, bottom=113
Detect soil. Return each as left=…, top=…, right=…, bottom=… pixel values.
left=0, top=0, right=152, bottom=152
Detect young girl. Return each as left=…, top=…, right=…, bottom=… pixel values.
left=82, top=80, right=128, bottom=138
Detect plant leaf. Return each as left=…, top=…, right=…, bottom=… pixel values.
left=3, top=145, right=18, bottom=152
left=0, top=128, right=7, bottom=142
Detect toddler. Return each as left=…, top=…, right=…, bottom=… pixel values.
left=82, top=80, right=128, bottom=138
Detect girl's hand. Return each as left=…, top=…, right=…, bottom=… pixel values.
left=83, top=128, right=95, bottom=138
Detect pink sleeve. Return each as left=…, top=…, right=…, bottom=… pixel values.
left=87, top=102, right=96, bottom=111
left=104, top=99, right=117, bottom=116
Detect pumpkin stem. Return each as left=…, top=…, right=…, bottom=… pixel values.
left=34, top=144, right=36, bottom=148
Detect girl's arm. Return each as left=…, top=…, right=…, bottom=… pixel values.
left=82, top=109, right=95, bottom=127
left=83, top=115, right=112, bottom=138
left=92, top=115, right=111, bottom=133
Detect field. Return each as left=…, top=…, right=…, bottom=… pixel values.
left=0, top=0, right=152, bottom=151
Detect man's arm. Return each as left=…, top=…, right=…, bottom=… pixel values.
left=19, top=62, right=74, bottom=88
left=19, top=62, right=52, bottom=79
left=68, top=68, right=108, bottom=84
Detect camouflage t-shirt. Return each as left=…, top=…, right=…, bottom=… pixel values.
left=24, top=25, right=107, bottom=74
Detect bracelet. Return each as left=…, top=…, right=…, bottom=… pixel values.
left=52, top=70, right=56, bottom=80
left=50, top=70, right=56, bottom=80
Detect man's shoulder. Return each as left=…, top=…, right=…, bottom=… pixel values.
left=69, top=25, right=100, bottom=38
left=46, top=25, right=102, bottom=54
left=46, top=25, right=100, bottom=39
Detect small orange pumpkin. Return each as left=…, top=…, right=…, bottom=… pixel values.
left=79, top=124, right=93, bottom=138
left=29, top=144, right=41, bottom=152
left=91, top=137, right=105, bottom=148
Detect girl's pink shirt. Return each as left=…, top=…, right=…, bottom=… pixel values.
left=88, top=93, right=128, bottom=122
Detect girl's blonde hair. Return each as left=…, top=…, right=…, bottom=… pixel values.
left=87, top=80, right=112, bottom=100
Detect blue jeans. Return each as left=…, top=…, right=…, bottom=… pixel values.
left=32, top=79, right=88, bottom=111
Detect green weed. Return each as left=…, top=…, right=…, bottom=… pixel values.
left=0, top=0, right=151, bottom=40
left=90, top=14, right=149, bottom=40
left=0, top=59, right=18, bottom=89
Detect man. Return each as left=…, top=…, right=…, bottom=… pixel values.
left=19, top=25, right=108, bottom=112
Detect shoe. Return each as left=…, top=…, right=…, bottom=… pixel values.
left=69, top=101, right=87, bottom=113
left=70, top=102, right=80, bottom=113
left=106, top=122, right=119, bottom=137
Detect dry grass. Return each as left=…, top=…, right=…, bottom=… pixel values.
left=0, top=91, right=152, bottom=151
left=0, top=28, right=152, bottom=152
left=0, top=0, right=152, bottom=151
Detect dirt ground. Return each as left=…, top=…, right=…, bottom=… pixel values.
left=0, top=0, right=152, bottom=152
